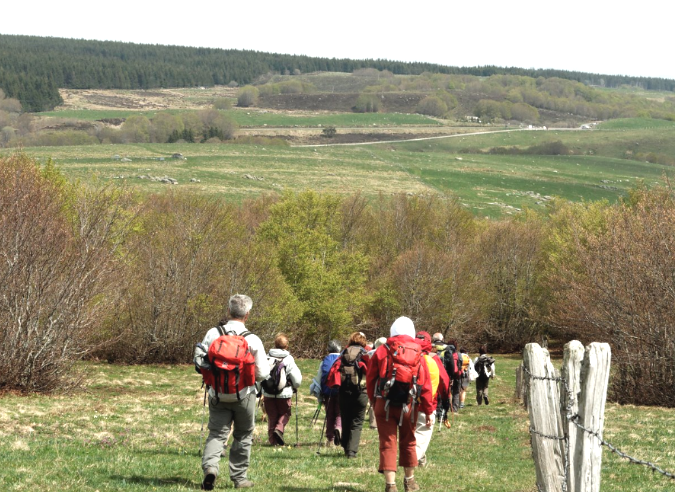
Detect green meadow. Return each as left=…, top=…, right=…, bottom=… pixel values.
left=2, top=356, right=674, bottom=491
left=6, top=118, right=675, bottom=217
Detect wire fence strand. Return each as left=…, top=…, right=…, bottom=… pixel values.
left=523, top=365, right=675, bottom=489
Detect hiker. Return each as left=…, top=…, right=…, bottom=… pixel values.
left=196, top=294, right=269, bottom=490
left=474, top=345, right=496, bottom=406
left=326, top=331, right=369, bottom=457
left=458, top=347, right=472, bottom=409
left=366, top=317, right=433, bottom=492
left=444, top=337, right=462, bottom=414
left=315, top=340, right=342, bottom=447
left=413, top=331, right=449, bottom=467
left=261, top=333, right=302, bottom=446
left=367, top=337, right=387, bottom=429
left=431, top=333, right=445, bottom=355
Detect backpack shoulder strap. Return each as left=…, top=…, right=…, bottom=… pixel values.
left=216, top=325, right=226, bottom=336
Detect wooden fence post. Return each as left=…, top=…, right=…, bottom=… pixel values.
left=572, top=343, right=611, bottom=492
left=561, top=340, right=585, bottom=492
left=524, top=343, right=565, bottom=492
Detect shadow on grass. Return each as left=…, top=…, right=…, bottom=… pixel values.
left=110, top=475, right=198, bottom=489
left=280, top=488, right=359, bottom=492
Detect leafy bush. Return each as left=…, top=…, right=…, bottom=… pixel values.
left=416, top=96, right=447, bottom=117
left=237, top=86, right=259, bottom=107
left=353, top=94, right=381, bottom=113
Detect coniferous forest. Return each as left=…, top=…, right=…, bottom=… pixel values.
left=2, top=34, right=675, bottom=112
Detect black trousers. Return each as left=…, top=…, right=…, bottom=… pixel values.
left=338, top=388, right=368, bottom=455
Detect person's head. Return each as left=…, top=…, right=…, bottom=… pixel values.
left=446, top=337, right=457, bottom=349
left=479, top=344, right=487, bottom=355
left=327, top=339, right=342, bottom=353
left=459, top=347, right=467, bottom=354
left=373, top=337, right=387, bottom=350
left=228, top=294, right=252, bottom=320
left=274, top=333, right=289, bottom=350
left=415, top=331, right=432, bottom=352
left=348, top=332, right=367, bottom=348
left=390, top=316, right=415, bottom=338
left=432, top=333, right=444, bottom=344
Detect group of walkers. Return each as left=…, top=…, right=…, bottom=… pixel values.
left=194, top=294, right=496, bottom=491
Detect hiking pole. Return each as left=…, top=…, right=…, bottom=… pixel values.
left=200, top=387, right=208, bottom=455
left=310, top=400, right=323, bottom=428
left=315, top=396, right=329, bottom=455
left=315, top=410, right=328, bottom=455
left=294, top=391, right=299, bottom=447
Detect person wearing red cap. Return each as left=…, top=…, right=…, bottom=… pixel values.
left=366, top=317, right=434, bottom=492
left=413, top=331, right=450, bottom=467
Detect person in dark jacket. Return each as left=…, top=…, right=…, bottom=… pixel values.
left=335, top=332, right=369, bottom=458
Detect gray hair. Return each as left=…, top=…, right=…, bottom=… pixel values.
left=228, top=294, right=253, bottom=319
left=327, top=339, right=342, bottom=353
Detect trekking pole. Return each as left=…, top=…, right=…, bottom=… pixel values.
left=200, top=387, right=208, bottom=455
left=315, top=396, right=329, bottom=455
left=294, top=391, right=299, bottom=447
left=316, top=410, right=328, bottom=455
left=310, top=400, right=323, bottom=428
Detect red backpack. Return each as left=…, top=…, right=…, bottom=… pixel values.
left=202, top=326, right=256, bottom=401
left=377, top=338, right=423, bottom=425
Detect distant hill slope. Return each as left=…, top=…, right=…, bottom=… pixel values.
left=2, top=34, right=674, bottom=112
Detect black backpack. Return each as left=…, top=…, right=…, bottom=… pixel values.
left=443, top=344, right=462, bottom=380
left=339, top=345, right=365, bottom=391
left=475, top=355, right=495, bottom=378
left=261, top=357, right=289, bottom=395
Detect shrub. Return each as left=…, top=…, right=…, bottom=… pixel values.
left=237, top=86, right=259, bottom=107
left=545, top=187, right=675, bottom=407
left=0, top=154, right=131, bottom=391
left=353, top=94, right=381, bottom=113
left=416, top=96, right=447, bottom=117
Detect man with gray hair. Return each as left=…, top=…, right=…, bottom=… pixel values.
left=199, top=294, right=269, bottom=490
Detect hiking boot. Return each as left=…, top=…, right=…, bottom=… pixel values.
left=385, top=484, right=398, bottom=492
left=484, top=396, right=489, bottom=405
left=459, top=403, right=465, bottom=409
left=346, top=451, right=357, bottom=459
left=274, top=429, right=285, bottom=446
left=234, top=479, right=255, bottom=488
left=418, top=454, right=427, bottom=467
left=333, top=428, right=341, bottom=446
left=404, top=476, right=420, bottom=492
left=201, top=468, right=217, bottom=491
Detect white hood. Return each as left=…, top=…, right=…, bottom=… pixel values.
left=390, top=316, right=415, bottom=338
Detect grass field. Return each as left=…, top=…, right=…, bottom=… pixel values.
left=5, top=119, right=674, bottom=217
left=2, top=355, right=674, bottom=491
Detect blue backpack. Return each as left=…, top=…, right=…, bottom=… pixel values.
left=320, top=353, right=340, bottom=396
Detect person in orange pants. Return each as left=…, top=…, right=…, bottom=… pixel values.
left=366, top=317, right=434, bottom=492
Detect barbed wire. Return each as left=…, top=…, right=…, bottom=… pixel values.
left=523, top=365, right=675, bottom=488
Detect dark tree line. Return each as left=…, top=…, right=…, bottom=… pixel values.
left=2, top=34, right=674, bottom=112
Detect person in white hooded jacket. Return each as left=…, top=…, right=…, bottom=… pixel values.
left=261, top=333, right=302, bottom=446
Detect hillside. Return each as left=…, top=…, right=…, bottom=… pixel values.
left=2, top=34, right=675, bottom=111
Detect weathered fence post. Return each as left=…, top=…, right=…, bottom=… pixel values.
left=572, top=343, right=611, bottom=492
left=561, top=341, right=585, bottom=491
left=524, top=343, right=565, bottom=492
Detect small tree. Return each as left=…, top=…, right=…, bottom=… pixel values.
left=237, top=86, right=259, bottom=107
